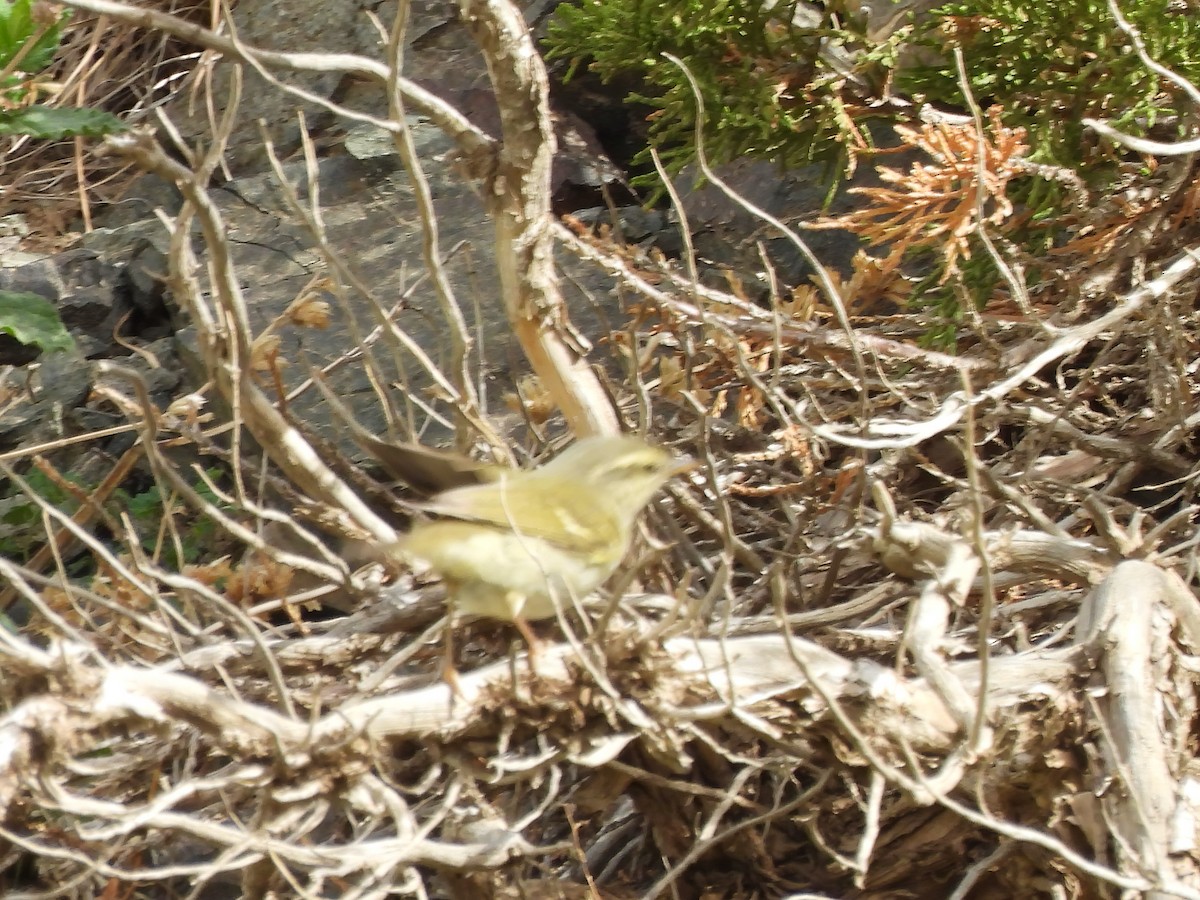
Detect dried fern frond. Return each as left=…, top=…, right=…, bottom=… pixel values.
left=814, top=106, right=1029, bottom=283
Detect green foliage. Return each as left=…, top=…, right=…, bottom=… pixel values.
left=113, top=469, right=227, bottom=567
left=0, top=104, right=123, bottom=137
left=909, top=244, right=1003, bottom=350
left=899, top=0, right=1200, bottom=167
left=1, top=468, right=79, bottom=522
left=544, top=0, right=891, bottom=181
left=545, top=0, right=1200, bottom=185
left=892, top=0, right=1200, bottom=332
left=0, top=466, right=230, bottom=568
left=0, top=468, right=83, bottom=562
left=0, top=0, right=68, bottom=77
left=546, top=0, right=1200, bottom=341
left=0, top=290, right=74, bottom=354
left=0, top=0, right=125, bottom=140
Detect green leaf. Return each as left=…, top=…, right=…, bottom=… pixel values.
left=0, top=0, right=36, bottom=62
left=125, top=485, right=163, bottom=522
left=0, top=291, right=74, bottom=353
left=0, top=105, right=125, bottom=138
left=1, top=502, right=36, bottom=526
left=0, top=0, right=67, bottom=73
left=18, top=27, right=64, bottom=73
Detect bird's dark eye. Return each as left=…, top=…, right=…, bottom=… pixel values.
left=620, top=460, right=660, bottom=477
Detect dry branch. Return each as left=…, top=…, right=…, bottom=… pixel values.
left=1, top=559, right=1194, bottom=894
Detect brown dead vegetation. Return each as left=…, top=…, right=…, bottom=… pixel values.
left=0, top=0, right=213, bottom=245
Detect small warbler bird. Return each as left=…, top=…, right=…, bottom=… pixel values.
left=398, top=435, right=690, bottom=661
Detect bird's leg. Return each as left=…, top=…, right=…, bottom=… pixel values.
left=440, top=600, right=465, bottom=699
left=514, top=615, right=542, bottom=677
left=504, top=590, right=542, bottom=678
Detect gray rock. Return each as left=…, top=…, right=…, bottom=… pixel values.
left=0, top=346, right=92, bottom=450
left=154, top=117, right=632, bottom=450
left=0, top=249, right=126, bottom=359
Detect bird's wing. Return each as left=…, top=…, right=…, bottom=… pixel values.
left=418, top=476, right=620, bottom=553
